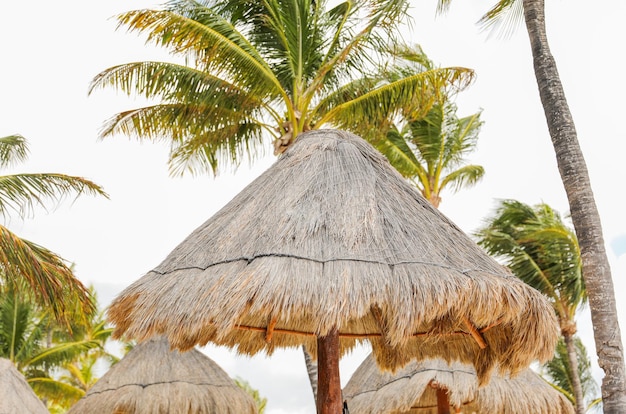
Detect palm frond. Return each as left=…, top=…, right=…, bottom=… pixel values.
left=439, top=164, right=485, bottom=193
left=90, top=61, right=267, bottom=108
left=114, top=5, right=283, bottom=99
left=29, top=376, right=85, bottom=406
left=168, top=120, right=266, bottom=176
left=478, top=226, right=558, bottom=299
left=388, top=43, right=434, bottom=71
left=541, top=336, right=601, bottom=410
left=0, top=174, right=107, bottom=219
left=371, top=126, right=423, bottom=179
left=99, top=103, right=267, bottom=176
left=310, top=76, right=382, bottom=124
left=0, top=134, right=29, bottom=168
left=477, top=0, right=523, bottom=39
left=256, top=0, right=326, bottom=94
left=358, top=0, right=412, bottom=47
left=405, top=103, right=446, bottom=165
left=304, top=0, right=412, bottom=100
left=0, top=291, right=36, bottom=362
left=441, top=108, right=483, bottom=165
left=25, top=340, right=103, bottom=368
left=476, top=200, right=584, bottom=309
left=319, top=67, right=474, bottom=130
left=0, top=225, right=95, bottom=321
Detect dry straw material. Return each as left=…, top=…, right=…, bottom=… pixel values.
left=108, top=129, right=558, bottom=382
left=343, top=354, right=575, bottom=414
left=0, top=358, right=48, bottom=414
left=67, top=336, right=257, bottom=414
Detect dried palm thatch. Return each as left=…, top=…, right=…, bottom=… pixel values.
left=343, top=354, right=575, bottom=414
left=0, top=358, right=48, bottom=414
left=108, top=129, right=558, bottom=383
left=67, top=336, right=257, bottom=414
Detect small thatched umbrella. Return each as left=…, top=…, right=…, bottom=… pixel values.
left=343, top=355, right=576, bottom=414
left=108, top=129, right=559, bottom=413
left=0, top=358, right=48, bottom=414
left=67, top=336, right=257, bottom=414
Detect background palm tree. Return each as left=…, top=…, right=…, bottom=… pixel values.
left=475, top=199, right=586, bottom=412
left=370, top=101, right=483, bottom=208
left=0, top=286, right=117, bottom=411
left=0, top=134, right=107, bottom=322
left=89, top=0, right=474, bottom=176
left=234, top=377, right=268, bottom=414
left=542, top=336, right=602, bottom=413
left=350, top=46, right=484, bottom=208
left=48, top=317, right=117, bottom=411
left=436, top=1, right=626, bottom=410
left=0, top=290, right=101, bottom=408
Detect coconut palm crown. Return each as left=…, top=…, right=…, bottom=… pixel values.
left=89, top=0, right=474, bottom=176
left=0, top=134, right=107, bottom=321
left=350, top=47, right=485, bottom=208
left=475, top=199, right=587, bottom=412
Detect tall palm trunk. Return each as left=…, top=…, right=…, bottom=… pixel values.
left=303, top=345, right=318, bottom=403
left=561, top=321, right=586, bottom=414
left=522, top=0, right=626, bottom=411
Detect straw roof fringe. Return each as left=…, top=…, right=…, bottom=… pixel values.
left=343, top=355, right=576, bottom=414
left=67, top=337, right=257, bottom=414
left=0, top=358, right=49, bottom=414
left=108, top=129, right=559, bottom=383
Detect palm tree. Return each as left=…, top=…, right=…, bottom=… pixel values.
left=475, top=199, right=586, bottom=412
left=0, top=286, right=116, bottom=410
left=350, top=45, right=484, bottom=208
left=0, top=290, right=101, bottom=407
left=370, top=100, right=483, bottom=208
left=234, top=377, right=268, bottom=414
left=542, top=336, right=602, bottom=413
left=436, top=1, right=626, bottom=411
left=89, top=0, right=474, bottom=177
left=49, top=319, right=117, bottom=411
left=0, top=134, right=108, bottom=322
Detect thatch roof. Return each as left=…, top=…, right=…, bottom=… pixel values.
left=0, top=358, right=48, bottom=414
left=343, top=355, right=575, bottom=414
left=67, top=337, right=257, bottom=414
left=108, top=129, right=558, bottom=382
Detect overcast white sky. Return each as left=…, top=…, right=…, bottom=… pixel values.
left=1, top=1, right=625, bottom=413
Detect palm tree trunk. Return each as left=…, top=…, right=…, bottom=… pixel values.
left=522, top=0, right=626, bottom=411
left=303, top=345, right=319, bottom=403
left=563, top=330, right=586, bottom=414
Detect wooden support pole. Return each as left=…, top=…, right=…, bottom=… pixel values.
left=317, top=328, right=342, bottom=414
left=436, top=386, right=451, bottom=414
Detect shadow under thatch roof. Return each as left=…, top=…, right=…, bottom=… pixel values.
left=108, top=129, right=559, bottom=410
left=0, top=358, right=48, bottom=414
left=343, top=354, right=576, bottom=414
left=67, top=336, right=257, bottom=414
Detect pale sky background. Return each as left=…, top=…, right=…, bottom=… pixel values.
left=1, top=1, right=625, bottom=413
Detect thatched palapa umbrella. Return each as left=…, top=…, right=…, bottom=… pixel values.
left=0, top=358, right=48, bottom=414
left=108, top=129, right=559, bottom=414
left=343, top=354, right=575, bottom=414
left=67, top=336, right=257, bottom=414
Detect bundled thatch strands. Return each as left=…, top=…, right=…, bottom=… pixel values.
left=108, top=129, right=559, bottom=412
left=343, top=355, right=575, bottom=414
left=67, top=336, right=257, bottom=414
left=0, top=358, right=49, bottom=414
